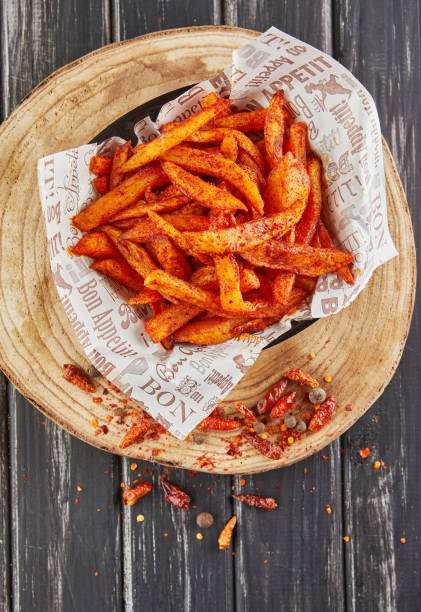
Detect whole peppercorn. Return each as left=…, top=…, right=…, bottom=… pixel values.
left=284, top=414, right=297, bottom=429
left=192, top=433, right=205, bottom=445
left=252, top=421, right=266, bottom=434
left=295, top=420, right=307, bottom=433
left=196, top=512, right=214, bottom=528
left=308, top=388, right=327, bottom=405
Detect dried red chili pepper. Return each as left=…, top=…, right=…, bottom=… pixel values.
left=256, top=377, right=288, bottom=415
left=62, top=364, right=95, bottom=393
left=243, top=432, right=283, bottom=460
left=234, top=402, right=257, bottom=422
left=123, top=481, right=152, bottom=506
left=232, top=494, right=278, bottom=510
left=284, top=368, right=319, bottom=388
left=161, top=476, right=191, bottom=510
left=218, top=515, right=237, bottom=549
left=270, top=391, right=296, bottom=418
left=119, top=417, right=150, bottom=449
left=199, top=416, right=241, bottom=431
left=308, top=396, right=336, bottom=432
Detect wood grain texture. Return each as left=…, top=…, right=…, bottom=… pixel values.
left=113, top=0, right=221, bottom=40
left=121, top=462, right=234, bottom=612
left=334, top=2, right=421, bottom=611
left=224, top=0, right=332, bottom=54
left=1, top=2, right=124, bottom=611
left=0, top=28, right=414, bottom=476
left=0, top=374, right=10, bottom=612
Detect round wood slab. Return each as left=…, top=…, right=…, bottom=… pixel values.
left=0, top=27, right=415, bottom=473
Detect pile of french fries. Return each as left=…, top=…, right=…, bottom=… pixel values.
left=71, top=91, right=354, bottom=349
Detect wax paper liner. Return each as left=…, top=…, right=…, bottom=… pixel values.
left=38, top=27, right=397, bottom=439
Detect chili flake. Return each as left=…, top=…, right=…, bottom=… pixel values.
left=308, top=352, right=316, bottom=360
left=326, top=504, right=332, bottom=514
left=400, top=538, right=406, bottom=544
left=239, top=478, right=246, bottom=486
left=373, top=461, right=381, bottom=469
left=196, top=533, right=204, bottom=540
left=77, top=486, right=82, bottom=492
left=324, top=375, right=332, bottom=383
left=359, top=448, right=371, bottom=459
left=90, top=419, right=98, bottom=428
left=131, top=463, right=138, bottom=471
left=287, top=436, right=294, bottom=445
left=137, top=514, right=145, bottom=522
left=343, top=536, right=350, bottom=542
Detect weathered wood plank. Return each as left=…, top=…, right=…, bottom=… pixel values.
left=0, top=374, right=10, bottom=612
left=221, top=3, right=345, bottom=611
left=121, top=462, right=234, bottom=612
left=9, top=388, right=123, bottom=611
left=112, top=0, right=221, bottom=42
left=335, top=1, right=421, bottom=610
left=112, top=4, right=235, bottom=611
left=1, top=1, right=124, bottom=610
left=224, top=0, right=333, bottom=53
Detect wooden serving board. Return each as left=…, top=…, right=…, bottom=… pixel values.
left=0, top=26, right=415, bottom=474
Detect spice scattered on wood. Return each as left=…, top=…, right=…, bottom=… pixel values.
left=136, top=514, right=145, bottom=522
left=234, top=401, right=257, bottom=422
left=196, top=512, right=214, bottom=528
left=373, top=460, right=381, bottom=469
left=324, top=375, right=332, bottom=383
left=243, top=432, right=283, bottom=460
left=284, top=369, right=319, bottom=388
left=62, top=364, right=95, bottom=393
left=119, top=417, right=150, bottom=449
left=256, top=378, right=288, bottom=415
left=218, top=516, right=237, bottom=550
left=196, top=533, right=204, bottom=540
left=400, top=538, right=406, bottom=544
left=308, top=387, right=327, bottom=404
left=233, top=494, right=277, bottom=511
left=199, top=416, right=241, bottom=431
left=359, top=447, right=371, bottom=459
left=308, top=396, right=336, bottom=432
left=161, top=476, right=191, bottom=510
left=123, top=482, right=152, bottom=506
left=270, top=391, right=296, bottom=418
left=343, top=536, right=350, bottom=542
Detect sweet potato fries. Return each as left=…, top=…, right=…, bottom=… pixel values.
left=70, top=91, right=354, bottom=348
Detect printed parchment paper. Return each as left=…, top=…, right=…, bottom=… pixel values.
left=38, top=27, right=397, bottom=439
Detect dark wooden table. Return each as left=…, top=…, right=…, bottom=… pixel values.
left=0, top=1, right=419, bottom=610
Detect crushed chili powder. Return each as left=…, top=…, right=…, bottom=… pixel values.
left=359, top=447, right=371, bottom=459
